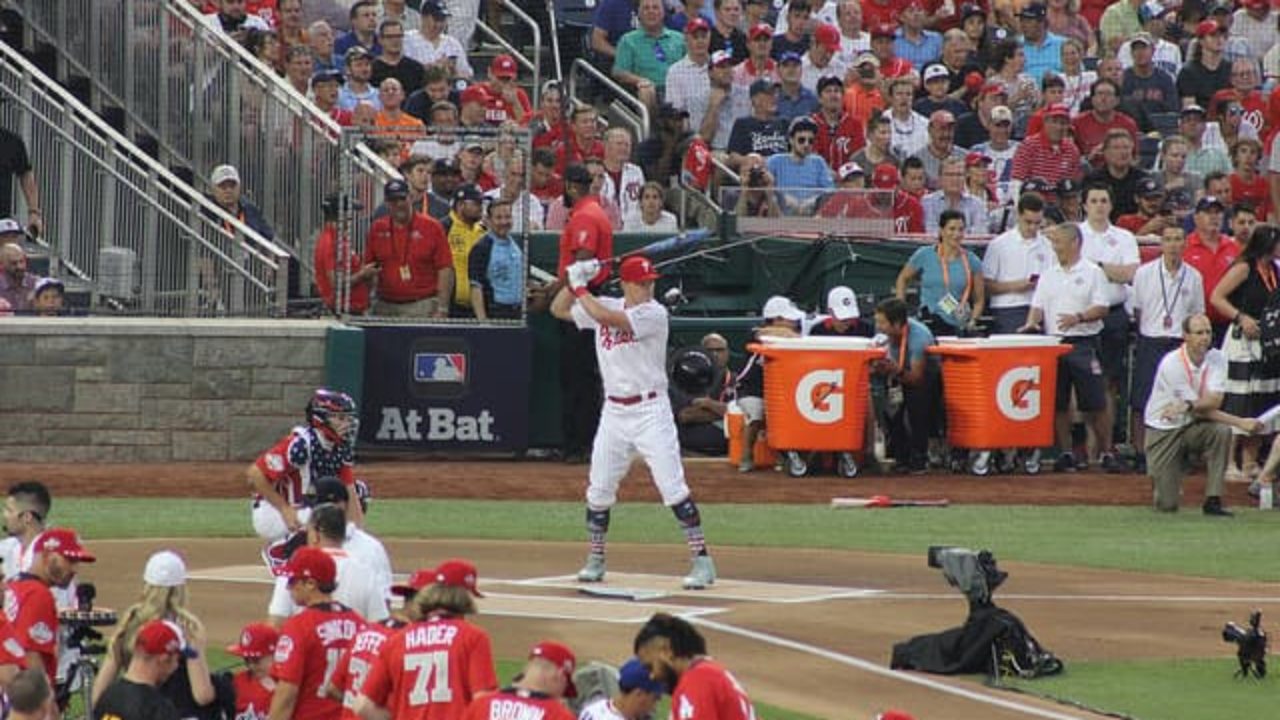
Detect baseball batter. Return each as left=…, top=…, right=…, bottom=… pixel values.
left=550, top=255, right=716, bottom=590
left=246, top=389, right=365, bottom=544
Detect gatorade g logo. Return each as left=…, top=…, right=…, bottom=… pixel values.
left=996, top=366, right=1040, bottom=421
left=795, top=370, right=844, bottom=424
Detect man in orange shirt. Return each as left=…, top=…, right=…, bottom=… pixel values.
left=314, top=194, right=378, bottom=315
left=373, top=79, right=426, bottom=141
left=364, top=179, right=453, bottom=317
left=843, top=52, right=885, bottom=128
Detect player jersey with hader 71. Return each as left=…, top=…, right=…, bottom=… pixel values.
left=359, top=616, right=498, bottom=720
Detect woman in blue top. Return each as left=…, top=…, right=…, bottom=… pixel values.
left=894, top=208, right=986, bottom=337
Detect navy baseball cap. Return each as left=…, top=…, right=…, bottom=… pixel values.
left=817, top=75, right=844, bottom=93
left=421, top=0, right=450, bottom=17
left=749, top=79, right=777, bottom=97
left=1138, top=177, right=1163, bottom=197
left=312, top=478, right=349, bottom=504
left=1017, top=3, right=1046, bottom=19
left=778, top=51, right=803, bottom=65
left=1196, top=195, right=1226, bottom=212
left=384, top=179, right=410, bottom=199
left=454, top=184, right=484, bottom=204
left=1056, top=178, right=1081, bottom=196
left=311, top=69, right=343, bottom=86
left=433, top=158, right=460, bottom=175
left=618, top=658, right=666, bottom=695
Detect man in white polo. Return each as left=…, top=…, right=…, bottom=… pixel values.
left=1020, top=222, right=1110, bottom=474
left=1144, top=313, right=1259, bottom=515
left=983, top=192, right=1051, bottom=334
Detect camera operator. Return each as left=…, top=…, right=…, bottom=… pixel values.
left=734, top=154, right=782, bottom=218
left=5, top=529, right=95, bottom=687
left=91, top=551, right=216, bottom=718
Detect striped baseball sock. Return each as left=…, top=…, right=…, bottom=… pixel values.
left=683, top=525, right=707, bottom=557
left=589, top=530, right=606, bottom=557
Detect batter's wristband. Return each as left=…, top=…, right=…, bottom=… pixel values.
left=572, top=286, right=589, bottom=298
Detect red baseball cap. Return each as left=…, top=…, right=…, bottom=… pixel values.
left=813, top=23, right=840, bottom=51
left=530, top=641, right=578, bottom=697
left=685, top=17, right=710, bottom=34
left=876, top=711, right=916, bottom=720
left=31, top=528, right=95, bottom=563
left=490, top=54, right=517, bottom=79
left=747, top=22, right=773, bottom=40
left=136, top=620, right=197, bottom=659
left=391, top=568, right=436, bottom=597
left=871, top=22, right=897, bottom=39
left=965, top=151, right=992, bottom=167
left=981, top=82, right=1008, bottom=96
left=226, top=622, right=279, bottom=659
left=1195, top=19, right=1224, bottom=37
left=619, top=255, right=660, bottom=283
left=872, top=163, right=900, bottom=189
left=459, top=84, right=490, bottom=106
left=281, top=547, right=337, bottom=586
left=1043, top=103, right=1071, bottom=119
left=432, top=559, right=484, bottom=597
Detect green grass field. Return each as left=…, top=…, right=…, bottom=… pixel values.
left=62, top=497, right=1280, bottom=719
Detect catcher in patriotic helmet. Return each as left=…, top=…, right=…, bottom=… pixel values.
left=306, top=389, right=359, bottom=445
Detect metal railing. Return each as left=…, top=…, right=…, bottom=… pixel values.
left=473, top=0, right=542, bottom=105
left=568, top=58, right=650, bottom=140
left=0, top=41, right=290, bottom=316
left=16, top=0, right=399, bottom=293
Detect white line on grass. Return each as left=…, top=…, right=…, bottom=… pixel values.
left=868, top=592, right=1280, bottom=603
left=695, top=617, right=1093, bottom=720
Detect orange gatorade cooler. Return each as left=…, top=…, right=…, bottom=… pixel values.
left=747, top=336, right=885, bottom=452
left=725, top=404, right=777, bottom=469
left=926, top=335, right=1071, bottom=449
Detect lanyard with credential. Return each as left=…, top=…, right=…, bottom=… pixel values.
left=1158, top=263, right=1186, bottom=330
left=1179, top=345, right=1208, bottom=398
left=936, top=244, right=972, bottom=307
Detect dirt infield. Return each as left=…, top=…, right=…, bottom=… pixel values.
left=11, top=461, right=1267, bottom=719
left=0, top=459, right=1257, bottom=508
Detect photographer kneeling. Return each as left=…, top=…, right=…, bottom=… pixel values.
left=734, top=154, right=782, bottom=219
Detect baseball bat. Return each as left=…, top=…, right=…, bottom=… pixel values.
left=830, top=496, right=951, bottom=509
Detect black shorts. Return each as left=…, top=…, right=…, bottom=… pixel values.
left=1098, top=304, right=1130, bottom=383
left=1130, top=335, right=1183, bottom=413
left=1056, top=336, right=1107, bottom=413
left=989, top=306, right=1029, bottom=335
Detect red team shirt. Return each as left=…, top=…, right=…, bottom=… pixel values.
left=331, top=623, right=395, bottom=720
left=314, top=226, right=371, bottom=313
left=232, top=671, right=275, bottom=720
left=254, top=428, right=355, bottom=507
left=811, top=111, right=866, bottom=172
left=671, top=658, right=755, bottom=720
left=460, top=689, right=574, bottom=720
left=271, top=603, right=364, bottom=720
left=557, top=196, right=614, bottom=287
left=360, top=616, right=497, bottom=720
left=363, top=214, right=453, bottom=302
left=4, top=578, right=56, bottom=685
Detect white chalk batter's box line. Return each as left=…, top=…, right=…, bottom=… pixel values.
left=509, top=574, right=885, bottom=603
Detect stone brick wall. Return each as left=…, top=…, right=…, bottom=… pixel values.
left=0, top=319, right=333, bottom=461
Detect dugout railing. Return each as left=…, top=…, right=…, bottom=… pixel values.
left=15, top=0, right=400, bottom=298
left=0, top=41, right=291, bottom=317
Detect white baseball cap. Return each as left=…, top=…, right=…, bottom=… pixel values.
left=0, top=218, right=21, bottom=235
left=143, top=550, right=187, bottom=587
left=210, top=164, right=241, bottom=186
left=923, top=64, right=950, bottom=83
left=762, top=295, right=804, bottom=321
left=827, top=286, right=860, bottom=320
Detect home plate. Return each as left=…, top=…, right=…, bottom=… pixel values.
left=515, top=573, right=881, bottom=603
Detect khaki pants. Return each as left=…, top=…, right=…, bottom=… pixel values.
left=373, top=297, right=439, bottom=318
left=1144, top=421, right=1231, bottom=511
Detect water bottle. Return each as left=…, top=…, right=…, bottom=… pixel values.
left=1260, top=482, right=1273, bottom=511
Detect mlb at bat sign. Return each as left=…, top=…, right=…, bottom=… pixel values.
left=359, top=326, right=532, bottom=451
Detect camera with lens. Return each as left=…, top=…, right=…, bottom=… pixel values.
left=1222, top=610, right=1267, bottom=679
left=927, top=546, right=1008, bottom=608
left=59, top=583, right=117, bottom=656
left=747, top=167, right=765, bottom=187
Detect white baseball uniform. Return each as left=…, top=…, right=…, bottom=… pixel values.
left=267, top=547, right=389, bottom=622
left=572, top=296, right=691, bottom=508
left=577, top=697, right=627, bottom=720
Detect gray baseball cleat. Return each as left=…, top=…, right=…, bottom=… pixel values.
left=682, top=555, right=717, bottom=590
left=577, top=553, right=606, bottom=582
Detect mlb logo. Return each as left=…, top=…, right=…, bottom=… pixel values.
left=414, top=353, right=467, bottom=383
